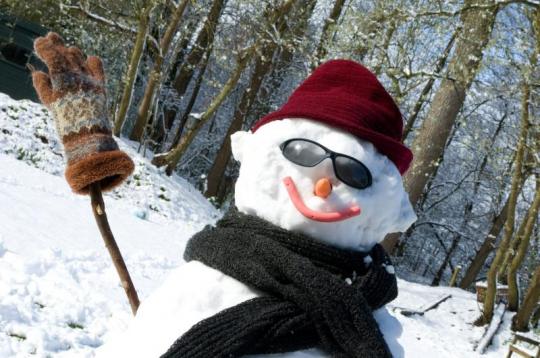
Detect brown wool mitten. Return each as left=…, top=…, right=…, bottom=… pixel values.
left=31, top=32, right=134, bottom=194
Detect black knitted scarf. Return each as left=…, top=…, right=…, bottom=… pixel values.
left=162, top=210, right=397, bottom=358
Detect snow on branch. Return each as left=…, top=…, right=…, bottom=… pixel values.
left=416, top=221, right=474, bottom=241
left=406, top=0, right=539, bottom=19
left=63, top=3, right=136, bottom=33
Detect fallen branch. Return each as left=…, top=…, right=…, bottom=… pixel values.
left=396, top=293, right=452, bottom=317
left=475, top=303, right=506, bottom=354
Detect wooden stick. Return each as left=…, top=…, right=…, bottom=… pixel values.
left=89, top=182, right=140, bottom=315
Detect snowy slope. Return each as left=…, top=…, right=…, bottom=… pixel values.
left=0, top=93, right=220, bottom=356
left=0, top=93, right=536, bottom=357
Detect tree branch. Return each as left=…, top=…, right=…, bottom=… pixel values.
left=63, top=3, right=136, bottom=33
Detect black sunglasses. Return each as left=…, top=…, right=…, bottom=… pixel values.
left=279, top=138, right=372, bottom=189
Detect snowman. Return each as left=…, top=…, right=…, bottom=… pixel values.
left=97, top=60, right=417, bottom=358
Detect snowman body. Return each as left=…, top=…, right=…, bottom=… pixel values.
left=97, top=118, right=415, bottom=357
left=96, top=261, right=403, bottom=358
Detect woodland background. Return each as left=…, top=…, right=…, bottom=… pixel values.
left=1, top=0, right=539, bottom=331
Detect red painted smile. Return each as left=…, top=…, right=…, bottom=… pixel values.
left=282, top=177, right=361, bottom=222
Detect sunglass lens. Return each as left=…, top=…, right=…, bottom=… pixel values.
left=334, top=156, right=372, bottom=189
left=282, top=140, right=326, bottom=166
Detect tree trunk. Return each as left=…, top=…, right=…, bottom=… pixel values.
left=161, top=0, right=227, bottom=134
left=449, top=266, right=461, bottom=287
left=172, top=0, right=226, bottom=98
left=532, top=305, right=540, bottom=327
left=507, top=174, right=540, bottom=311
left=113, top=4, right=153, bottom=136
left=431, top=233, right=460, bottom=286
left=459, top=197, right=510, bottom=289
left=405, top=0, right=498, bottom=205
left=311, top=0, right=346, bottom=69
left=129, top=0, right=190, bottom=142
left=512, top=265, right=540, bottom=332
left=479, top=80, right=531, bottom=325
left=384, top=0, right=499, bottom=253
left=459, top=167, right=531, bottom=290
left=165, top=46, right=212, bottom=152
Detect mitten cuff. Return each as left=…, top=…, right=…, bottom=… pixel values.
left=65, top=149, right=134, bottom=194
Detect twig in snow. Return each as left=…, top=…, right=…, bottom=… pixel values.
left=397, top=294, right=452, bottom=317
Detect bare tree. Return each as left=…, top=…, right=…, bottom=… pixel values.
left=507, top=173, right=540, bottom=311
left=248, top=0, right=317, bottom=123
left=479, top=79, right=532, bottom=325
left=404, top=0, right=498, bottom=205
left=151, top=44, right=256, bottom=174
left=129, top=0, right=191, bottom=141
left=512, top=265, right=540, bottom=331
left=384, top=0, right=499, bottom=253
left=113, top=2, right=154, bottom=136
left=431, top=109, right=508, bottom=286
left=151, top=0, right=296, bottom=175
left=204, top=0, right=313, bottom=200
left=162, top=0, right=227, bottom=141
left=164, top=47, right=212, bottom=153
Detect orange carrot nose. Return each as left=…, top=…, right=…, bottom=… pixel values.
left=314, top=178, right=332, bottom=198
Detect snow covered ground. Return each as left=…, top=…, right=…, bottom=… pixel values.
left=0, top=93, right=537, bottom=357
left=0, top=93, right=219, bottom=357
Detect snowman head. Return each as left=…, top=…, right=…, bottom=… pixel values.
left=232, top=119, right=416, bottom=251
left=230, top=60, right=416, bottom=252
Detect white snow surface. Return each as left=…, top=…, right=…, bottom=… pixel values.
left=0, top=94, right=219, bottom=356
left=0, top=93, right=535, bottom=357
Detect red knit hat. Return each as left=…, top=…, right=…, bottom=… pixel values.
left=251, top=59, right=412, bottom=175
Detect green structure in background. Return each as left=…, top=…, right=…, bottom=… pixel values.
left=0, top=15, right=47, bottom=102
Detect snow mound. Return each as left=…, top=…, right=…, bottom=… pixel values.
left=0, top=93, right=220, bottom=356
